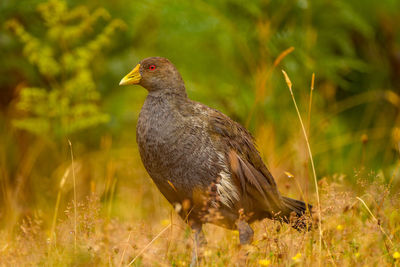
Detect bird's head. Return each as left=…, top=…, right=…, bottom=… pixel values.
left=119, top=57, right=186, bottom=95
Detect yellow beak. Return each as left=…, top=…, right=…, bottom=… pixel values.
left=119, top=64, right=141, bottom=86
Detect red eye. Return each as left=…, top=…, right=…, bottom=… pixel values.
left=149, top=65, right=156, bottom=70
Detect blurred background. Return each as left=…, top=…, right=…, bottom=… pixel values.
left=1, top=0, right=400, bottom=233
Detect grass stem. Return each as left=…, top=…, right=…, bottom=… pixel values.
left=50, top=168, right=69, bottom=245
left=356, top=197, right=393, bottom=246
left=50, top=191, right=61, bottom=243
left=128, top=224, right=171, bottom=266
left=119, top=231, right=132, bottom=267
left=68, top=139, right=77, bottom=252
left=281, top=70, right=323, bottom=258
left=307, top=73, right=315, bottom=135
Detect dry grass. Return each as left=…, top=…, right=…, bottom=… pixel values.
left=0, top=128, right=399, bottom=267
left=0, top=138, right=399, bottom=266
left=282, top=70, right=323, bottom=257
left=0, top=175, right=399, bottom=266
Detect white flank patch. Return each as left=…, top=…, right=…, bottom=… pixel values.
left=216, top=170, right=239, bottom=207
left=215, top=152, right=239, bottom=207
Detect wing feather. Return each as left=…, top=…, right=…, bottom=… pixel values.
left=205, top=106, right=283, bottom=211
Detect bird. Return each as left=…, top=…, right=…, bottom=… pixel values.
left=119, top=57, right=312, bottom=265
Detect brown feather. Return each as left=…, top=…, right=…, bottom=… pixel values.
left=131, top=56, right=311, bottom=232
left=228, top=149, right=282, bottom=213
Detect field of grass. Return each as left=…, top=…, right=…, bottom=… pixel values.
left=1, top=75, right=399, bottom=266
left=1, top=152, right=399, bottom=266
left=1, top=0, right=400, bottom=266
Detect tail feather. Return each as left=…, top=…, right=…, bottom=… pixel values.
left=281, top=196, right=312, bottom=230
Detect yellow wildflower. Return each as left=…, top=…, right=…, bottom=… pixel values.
left=355, top=252, right=360, bottom=258
left=336, top=224, right=344, bottom=231
left=259, top=259, right=271, bottom=266
left=393, top=251, right=400, bottom=259
left=161, top=219, right=170, bottom=226
left=292, top=252, right=302, bottom=262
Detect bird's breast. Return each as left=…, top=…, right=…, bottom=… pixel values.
left=136, top=97, right=223, bottom=199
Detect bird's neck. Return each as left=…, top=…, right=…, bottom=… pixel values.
left=148, top=86, right=188, bottom=99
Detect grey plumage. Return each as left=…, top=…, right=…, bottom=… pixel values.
left=120, top=56, right=312, bottom=265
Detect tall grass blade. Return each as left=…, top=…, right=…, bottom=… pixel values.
left=281, top=70, right=323, bottom=258
left=68, top=139, right=77, bottom=252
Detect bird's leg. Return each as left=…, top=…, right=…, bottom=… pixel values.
left=236, top=219, right=254, bottom=245
left=234, top=216, right=254, bottom=266
left=190, top=223, right=206, bottom=267
left=236, top=209, right=254, bottom=245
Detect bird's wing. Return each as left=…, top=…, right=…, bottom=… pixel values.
left=204, top=105, right=283, bottom=211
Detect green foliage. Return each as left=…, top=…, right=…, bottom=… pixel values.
left=5, top=0, right=125, bottom=139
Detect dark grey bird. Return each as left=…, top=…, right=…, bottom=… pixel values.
left=119, top=57, right=311, bottom=265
